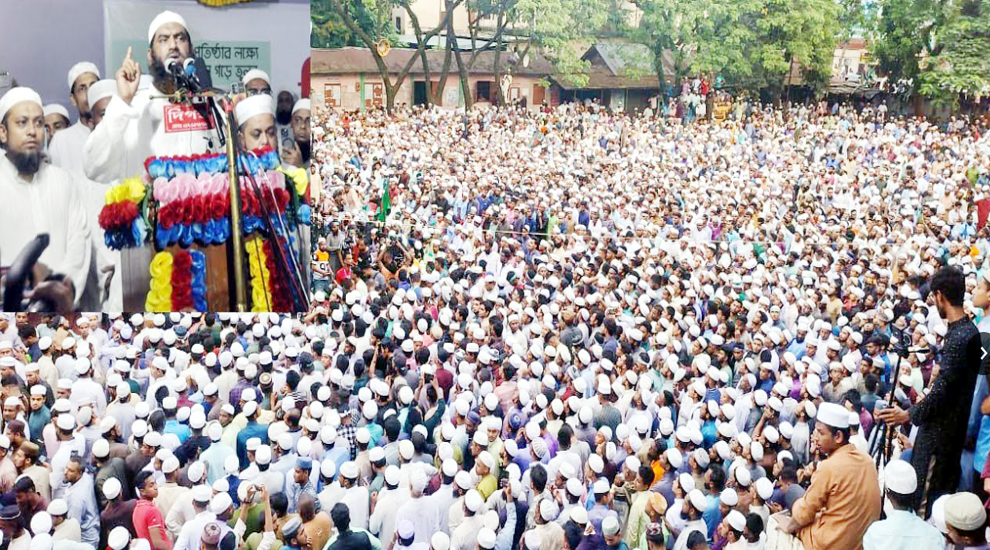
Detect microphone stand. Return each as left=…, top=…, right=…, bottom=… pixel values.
left=155, top=74, right=309, bottom=311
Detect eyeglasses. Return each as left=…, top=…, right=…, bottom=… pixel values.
left=246, top=88, right=272, bottom=97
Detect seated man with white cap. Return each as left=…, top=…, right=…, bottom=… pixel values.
left=0, top=86, right=92, bottom=310
left=48, top=61, right=100, bottom=172
left=42, top=105, right=70, bottom=148
left=83, top=10, right=220, bottom=185
left=243, top=69, right=273, bottom=97
left=942, top=491, right=989, bottom=549
left=288, top=98, right=310, bottom=170
left=775, top=402, right=881, bottom=550
left=862, top=458, right=943, bottom=550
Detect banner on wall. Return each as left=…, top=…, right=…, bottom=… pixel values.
left=103, top=0, right=309, bottom=95
left=109, top=39, right=272, bottom=91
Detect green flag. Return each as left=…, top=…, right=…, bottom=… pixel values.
left=377, top=178, right=391, bottom=223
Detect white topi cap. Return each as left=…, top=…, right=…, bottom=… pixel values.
left=87, top=80, right=117, bottom=110
left=43, top=104, right=70, bottom=120
left=815, top=402, right=851, bottom=429
left=0, top=87, right=42, bottom=123
left=241, top=69, right=271, bottom=87
left=67, top=62, right=100, bottom=91
left=148, top=10, right=188, bottom=44
left=292, top=98, right=310, bottom=115
left=235, top=95, right=275, bottom=127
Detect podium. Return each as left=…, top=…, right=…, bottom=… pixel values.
left=121, top=244, right=232, bottom=311
left=100, top=109, right=311, bottom=312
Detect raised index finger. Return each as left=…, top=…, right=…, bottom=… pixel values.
left=125, top=46, right=133, bottom=61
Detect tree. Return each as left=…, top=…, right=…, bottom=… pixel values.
left=871, top=0, right=990, bottom=107
left=631, top=0, right=839, bottom=104
left=753, top=0, right=841, bottom=103
left=915, top=0, right=990, bottom=105
left=868, top=0, right=948, bottom=91
left=322, top=0, right=466, bottom=113
left=311, top=0, right=378, bottom=49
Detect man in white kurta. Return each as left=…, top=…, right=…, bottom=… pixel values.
left=83, top=11, right=219, bottom=185
left=48, top=62, right=100, bottom=173
left=0, top=88, right=91, bottom=307
left=80, top=80, right=128, bottom=310
left=83, top=11, right=219, bottom=310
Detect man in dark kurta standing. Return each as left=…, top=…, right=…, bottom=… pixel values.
left=877, top=266, right=980, bottom=516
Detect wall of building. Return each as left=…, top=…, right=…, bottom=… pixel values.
left=393, top=0, right=472, bottom=36
left=312, top=72, right=547, bottom=112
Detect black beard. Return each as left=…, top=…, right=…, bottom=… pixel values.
left=276, top=109, right=292, bottom=125
left=297, top=138, right=311, bottom=163
left=7, top=149, right=42, bottom=175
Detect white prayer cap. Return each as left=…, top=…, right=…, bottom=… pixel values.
left=210, top=492, right=233, bottom=515
left=0, top=87, right=42, bottom=123
left=241, top=69, right=271, bottom=86
left=43, top=104, right=69, bottom=120
left=815, top=402, right=850, bottom=429
left=103, top=477, right=122, bottom=500
left=235, top=94, right=275, bottom=127
left=87, top=80, right=117, bottom=110
left=464, top=489, right=483, bottom=512
left=67, top=62, right=100, bottom=90
left=755, top=477, right=774, bottom=500
left=93, top=438, right=111, bottom=459
left=292, top=98, right=311, bottom=115
left=431, top=532, right=451, bottom=550
left=884, top=459, right=917, bottom=495
left=944, top=492, right=987, bottom=531
left=48, top=499, right=68, bottom=516
left=720, top=488, right=738, bottom=506
left=30, top=511, right=52, bottom=535
left=477, top=528, right=497, bottom=549
left=148, top=10, right=188, bottom=43
left=687, top=489, right=708, bottom=512
left=726, top=509, right=746, bottom=532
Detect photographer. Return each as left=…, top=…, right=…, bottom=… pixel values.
left=876, top=266, right=981, bottom=516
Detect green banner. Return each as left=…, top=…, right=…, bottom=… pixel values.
left=110, top=39, right=271, bottom=91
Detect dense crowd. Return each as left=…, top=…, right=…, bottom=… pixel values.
left=301, top=101, right=990, bottom=549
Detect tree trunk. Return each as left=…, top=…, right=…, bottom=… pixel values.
left=431, top=4, right=456, bottom=106
left=330, top=0, right=465, bottom=114
left=453, top=24, right=473, bottom=110
left=653, top=43, right=667, bottom=111
left=386, top=84, right=398, bottom=113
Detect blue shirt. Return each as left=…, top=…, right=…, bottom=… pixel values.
left=201, top=442, right=236, bottom=484
left=164, top=419, right=192, bottom=444
left=236, top=421, right=270, bottom=468
left=862, top=509, right=944, bottom=550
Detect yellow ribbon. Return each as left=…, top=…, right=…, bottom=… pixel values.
left=246, top=236, right=272, bottom=312
left=145, top=251, right=174, bottom=311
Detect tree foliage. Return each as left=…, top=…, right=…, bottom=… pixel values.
left=311, top=0, right=378, bottom=49
left=630, top=0, right=840, bottom=98
left=871, top=0, right=990, bottom=103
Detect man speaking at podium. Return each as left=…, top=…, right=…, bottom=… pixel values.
left=83, top=10, right=218, bottom=184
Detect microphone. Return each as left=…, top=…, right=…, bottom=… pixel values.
left=183, top=58, right=213, bottom=91
left=165, top=58, right=192, bottom=89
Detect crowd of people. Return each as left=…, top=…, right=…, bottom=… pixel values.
left=298, top=99, right=990, bottom=549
